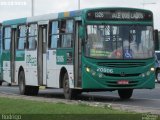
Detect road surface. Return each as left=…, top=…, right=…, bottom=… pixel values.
left=0, top=83, right=160, bottom=114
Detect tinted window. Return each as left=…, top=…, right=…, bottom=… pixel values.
left=60, top=20, right=73, bottom=48
left=3, top=27, right=11, bottom=50
left=28, top=24, right=37, bottom=50
left=17, top=25, right=27, bottom=50
left=49, top=21, right=59, bottom=49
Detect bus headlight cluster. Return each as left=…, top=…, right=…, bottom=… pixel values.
left=150, top=67, right=155, bottom=72
left=86, top=67, right=104, bottom=78
left=140, top=71, right=152, bottom=77
left=86, top=67, right=90, bottom=73
left=140, top=67, right=155, bottom=78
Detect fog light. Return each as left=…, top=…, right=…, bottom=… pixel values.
left=150, top=67, right=155, bottom=72
left=86, top=67, right=90, bottom=72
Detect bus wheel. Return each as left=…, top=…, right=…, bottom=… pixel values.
left=18, top=71, right=39, bottom=96
left=118, top=89, right=133, bottom=100
left=0, top=81, right=2, bottom=86
left=63, top=73, right=77, bottom=100
left=156, top=69, right=160, bottom=83
left=19, top=71, right=28, bottom=95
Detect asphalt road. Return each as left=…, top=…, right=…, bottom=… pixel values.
left=1, top=83, right=160, bottom=111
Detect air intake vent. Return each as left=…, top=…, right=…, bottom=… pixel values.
left=98, top=62, right=145, bottom=68
left=103, top=73, right=141, bottom=77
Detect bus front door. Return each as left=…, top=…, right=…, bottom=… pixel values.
left=74, top=22, right=82, bottom=88
left=10, top=28, right=16, bottom=84
left=38, top=24, right=47, bottom=86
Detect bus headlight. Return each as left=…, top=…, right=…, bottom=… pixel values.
left=150, top=67, right=155, bottom=72
left=86, top=67, right=90, bottom=73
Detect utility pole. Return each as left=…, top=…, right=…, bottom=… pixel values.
left=78, top=0, right=80, bottom=10
left=31, top=0, right=34, bottom=16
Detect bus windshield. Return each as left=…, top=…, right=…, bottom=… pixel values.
left=85, top=25, right=154, bottom=59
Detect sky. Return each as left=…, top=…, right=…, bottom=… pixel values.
left=0, top=0, right=159, bottom=30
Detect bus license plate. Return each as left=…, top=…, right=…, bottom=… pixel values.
left=117, top=80, right=129, bottom=85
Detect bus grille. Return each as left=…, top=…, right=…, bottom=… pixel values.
left=103, top=73, right=141, bottom=77
left=98, top=62, right=145, bottom=68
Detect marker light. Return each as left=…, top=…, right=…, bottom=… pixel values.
left=86, top=67, right=90, bottom=72
left=150, top=67, right=155, bottom=72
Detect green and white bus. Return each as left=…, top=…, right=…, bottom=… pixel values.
left=0, top=7, right=155, bottom=99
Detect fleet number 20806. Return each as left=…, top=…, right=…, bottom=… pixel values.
left=97, top=67, right=113, bottom=73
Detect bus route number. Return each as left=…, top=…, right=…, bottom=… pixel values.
left=97, top=67, right=113, bottom=73
left=95, top=12, right=104, bottom=18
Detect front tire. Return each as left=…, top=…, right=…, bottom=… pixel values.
left=18, top=71, right=39, bottom=96
left=118, top=89, right=133, bottom=100
left=0, top=81, right=2, bottom=86
left=63, top=73, right=81, bottom=100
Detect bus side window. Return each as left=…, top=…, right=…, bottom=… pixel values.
left=17, top=25, right=27, bottom=50
left=3, top=27, right=11, bottom=50
left=28, top=24, right=38, bottom=50
left=60, top=19, right=73, bottom=48
left=48, top=21, right=59, bottom=49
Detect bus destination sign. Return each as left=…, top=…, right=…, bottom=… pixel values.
left=87, top=10, right=152, bottom=21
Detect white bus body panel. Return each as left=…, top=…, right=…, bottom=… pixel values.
left=46, top=50, right=59, bottom=88
left=25, top=51, right=38, bottom=86
left=46, top=50, right=74, bottom=88
left=3, top=61, right=11, bottom=83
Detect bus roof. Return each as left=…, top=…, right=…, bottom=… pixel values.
left=2, top=7, right=152, bottom=26
left=2, top=18, right=27, bottom=26
left=27, top=10, right=82, bottom=23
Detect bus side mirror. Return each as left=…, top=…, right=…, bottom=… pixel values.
left=154, top=29, right=159, bottom=50
left=79, top=26, right=85, bottom=40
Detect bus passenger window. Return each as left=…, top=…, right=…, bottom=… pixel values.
left=17, top=25, right=27, bottom=50
left=49, top=21, right=59, bottom=49
left=3, top=27, right=11, bottom=50
left=4, top=39, right=11, bottom=50
left=60, top=19, right=73, bottom=48
left=61, top=35, right=72, bottom=48
left=60, top=21, right=66, bottom=33
left=28, top=24, right=38, bottom=50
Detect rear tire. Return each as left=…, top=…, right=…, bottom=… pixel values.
left=0, top=81, right=2, bottom=86
left=18, top=71, right=39, bottom=96
left=63, top=73, right=81, bottom=100
left=156, top=69, right=160, bottom=83
left=118, top=89, right=133, bottom=100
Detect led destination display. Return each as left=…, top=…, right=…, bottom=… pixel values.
left=87, top=9, right=152, bottom=21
